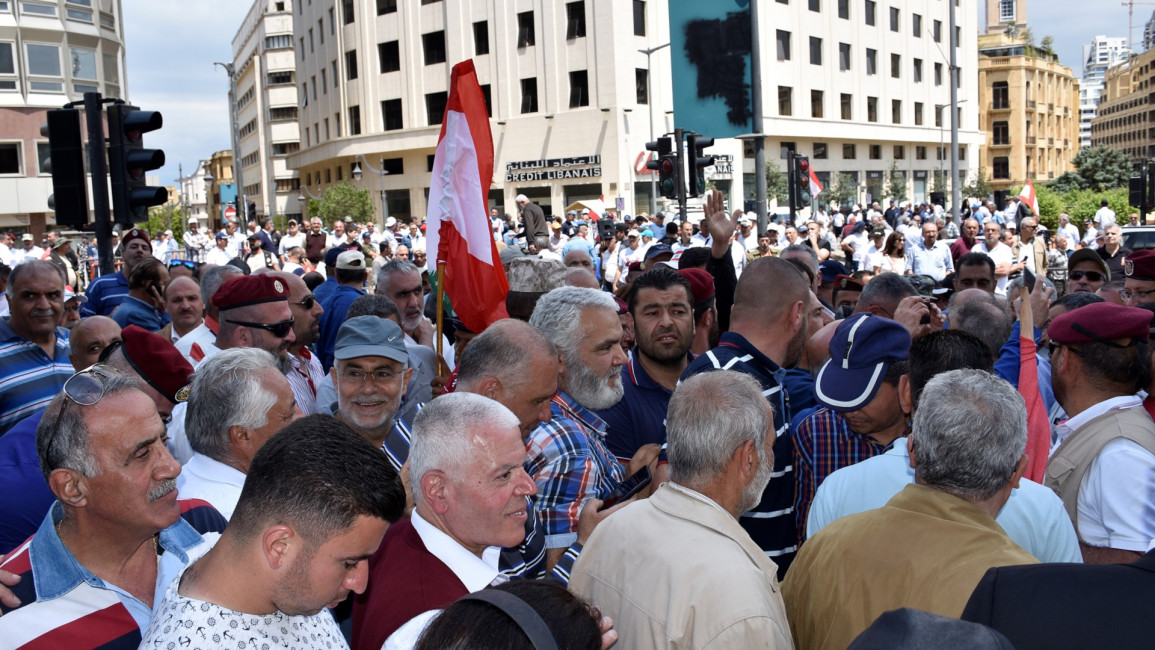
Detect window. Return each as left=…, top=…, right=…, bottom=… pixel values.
left=265, top=34, right=292, bottom=49
left=26, top=43, right=61, bottom=76
left=480, top=84, right=492, bottom=116
left=993, top=81, right=1009, bottom=108
left=999, top=0, right=1015, bottom=22
left=332, top=61, right=338, bottom=87
left=916, top=146, right=926, bottom=160
left=517, top=11, right=535, bottom=48
left=633, top=0, right=646, bottom=36
left=335, top=113, right=341, bottom=137
left=933, top=19, right=942, bottom=42
left=865, top=0, right=875, bottom=25
left=778, top=86, right=792, bottom=116
left=310, top=76, right=316, bottom=100
left=914, top=102, right=923, bottom=125
left=320, top=69, right=326, bottom=94
left=318, top=20, right=323, bottom=44
left=890, top=53, right=900, bottom=78
left=520, top=77, right=538, bottom=113
left=473, top=21, right=489, bottom=56
left=345, top=50, right=357, bottom=80
left=566, top=2, right=586, bottom=39
left=22, top=3, right=55, bottom=16
left=808, top=0, right=819, bottom=11
left=891, top=99, right=901, bottom=124
left=839, top=43, right=850, bottom=70
left=838, top=0, right=849, bottom=19
left=865, top=48, right=876, bottom=74
left=993, top=157, right=1009, bottom=179
left=299, top=38, right=304, bottom=60
left=636, top=68, right=649, bottom=104
left=809, top=37, right=822, bottom=65
left=893, top=145, right=905, bottom=159
left=269, top=107, right=298, bottom=121
left=0, top=142, right=20, bottom=174
left=36, top=141, right=49, bottom=173
left=301, top=81, right=307, bottom=104
left=913, top=58, right=922, bottom=83
left=267, top=71, right=293, bottom=85
left=912, top=13, right=921, bottom=37
left=869, top=144, right=881, bottom=159
left=379, top=40, right=400, bottom=72
left=843, top=143, right=856, bottom=159
left=993, top=121, right=1009, bottom=144
left=330, top=7, right=335, bottom=33
left=323, top=118, right=329, bottom=140
left=935, top=105, right=942, bottom=127
left=840, top=93, right=852, bottom=119
left=342, top=0, right=354, bottom=23
left=776, top=30, right=790, bottom=61
left=934, top=62, right=943, bottom=85
left=867, top=96, right=877, bottom=122
left=814, top=142, right=828, bottom=159
left=780, top=142, right=795, bottom=159
left=377, top=0, right=395, bottom=15
left=569, top=70, right=589, bottom=108
left=349, top=105, right=361, bottom=135
left=70, top=47, right=96, bottom=80
left=422, top=31, right=446, bottom=65
left=811, top=90, right=823, bottom=118
left=959, top=146, right=966, bottom=161
left=889, top=6, right=899, bottom=31
left=426, top=92, right=448, bottom=125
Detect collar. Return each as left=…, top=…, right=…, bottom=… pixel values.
left=552, top=389, right=608, bottom=435
left=1056, top=395, right=1142, bottom=440
left=0, top=316, right=69, bottom=350
left=885, top=483, right=1004, bottom=533
left=624, top=351, right=692, bottom=394
left=410, top=509, right=500, bottom=592
left=204, top=315, right=219, bottom=336
left=718, top=331, right=786, bottom=380
left=184, top=454, right=246, bottom=487
left=666, top=482, right=733, bottom=520
left=30, top=501, right=205, bottom=601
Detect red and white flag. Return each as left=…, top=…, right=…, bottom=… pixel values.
left=588, top=194, right=604, bottom=221
left=1019, top=327, right=1050, bottom=483
left=1019, top=180, right=1039, bottom=216
left=808, top=167, right=824, bottom=199
left=425, top=60, right=508, bottom=333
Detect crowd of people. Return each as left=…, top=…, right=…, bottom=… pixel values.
left=0, top=187, right=1153, bottom=649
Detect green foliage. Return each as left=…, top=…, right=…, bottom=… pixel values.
left=316, top=182, right=373, bottom=227
left=764, top=161, right=789, bottom=203
left=885, top=161, right=908, bottom=204
left=825, top=172, right=858, bottom=210
left=145, top=204, right=186, bottom=241
left=1033, top=184, right=1062, bottom=231
left=1047, top=171, right=1085, bottom=193
left=1070, top=146, right=1133, bottom=192
left=961, top=166, right=992, bottom=202
left=1029, top=185, right=1129, bottom=229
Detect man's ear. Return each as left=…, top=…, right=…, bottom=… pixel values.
left=49, top=468, right=87, bottom=508
left=421, top=470, right=452, bottom=515
left=401, top=367, right=414, bottom=396
left=261, top=525, right=298, bottom=571
left=898, top=374, right=913, bottom=416
left=476, top=376, right=502, bottom=401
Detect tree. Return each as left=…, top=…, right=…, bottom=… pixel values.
left=764, top=161, right=789, bottom=204
left=1070, top=145, right=1133, bottom=192
left=316, top=182, right=373, bottom=227
left=825, top=172, right=858, bottom=210
left=1048, top=171, right=1085, bottom=194
left=885, top=160, right=908, bottom=204
left=961, top=166, right=992, bottom=202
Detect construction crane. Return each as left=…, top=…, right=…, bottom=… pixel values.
left=1123, top=0, right=1155, bottom=54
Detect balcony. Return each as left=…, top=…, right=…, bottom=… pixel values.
left=1048, top=102, right=1054, bottom=112
left=1027, top=99, right=1037, bottom=110
left=1048, top=137, right=1054, bottom=146
left=989, top=102, right=1011, bottom=112
left=1026, top=135, right=1037, bottom=145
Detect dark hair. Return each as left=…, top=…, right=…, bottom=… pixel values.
left=346, top=294, right=401, bottom=322
left=302, top=271, right=325, bottom=291
left=415, top=580, right=602, bottom=650
left=957, top=252, right=996, bottom=279
left=883, top=232, right=905, bottom=256
left=626, top=267, right=693, bottom=315
left=783, top=257, right=816, bottom=286
left=857, top=272, right=916, bottom=313
left=1054, top=291, right=1104, bottom=311
left=676, top=246, right=711, bottom=270
left=336, top=267, right=368, bottom=285
left=1077, top=339, right=1150, bottom=394
left=228, top=415, right=405, bottom=546
left=908, top=330, right=994, bottom=411
left=127, top=257, right=166, bottom=290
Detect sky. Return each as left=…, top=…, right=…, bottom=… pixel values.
left=120, top=0, right=1137, bottom=188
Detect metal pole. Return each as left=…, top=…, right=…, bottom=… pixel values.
left=675, top=127, right=687, bottom=222
left=949, top=0, right=960, bottom=220
left=750, top=0, right=768, bottom=235
left=216, top=62, right=246, bottom=229
left=639, top=43, right=669, bottom=217
left=380, top=157, right=388, bottom=226
left=83, top=92, right=114, bottom=277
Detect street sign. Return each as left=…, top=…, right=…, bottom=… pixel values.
left=224, top=205, right=236, bottom=220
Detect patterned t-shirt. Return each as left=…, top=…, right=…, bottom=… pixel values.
left=140, top=569, right=348, bottom=650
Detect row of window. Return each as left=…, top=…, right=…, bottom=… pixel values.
left=12, top=0, right=96, bottom=24
left=0, top=41, right=118, bottom=94
left=775, top=88, right=960, bottom=127
left=784, top=140, right=965, bottom=162
left=776, top=32, right=958, bottom=87
left=776, top=0, right=952, bottom=42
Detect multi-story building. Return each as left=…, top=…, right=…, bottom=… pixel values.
left=984, top=0, right=1023, bottom=35
left=176, top=160, right=212, bottom=225
left=231, top=0, right=302, bottom=225
left=977, top=31, right=1079, bottom=193
left=0, top=0, right=127, bottom=234
left=1090, top=46, right=1155, bottom=161
left=203, top=149, right=239, bottom=226
left=1144, top=11, right=1155, bottom=52
left=1079, top=36, right=1130, bottom=148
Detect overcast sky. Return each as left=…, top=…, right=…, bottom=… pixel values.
left=122, top=0, right=1137, bottom=187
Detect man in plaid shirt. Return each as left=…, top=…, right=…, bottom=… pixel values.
left=792, top=313, right=912, bottom=537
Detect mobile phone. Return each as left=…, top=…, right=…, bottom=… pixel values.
left=1022, top=267, right=1037, bottom=293
left=598, top=466, right=653, bottom=511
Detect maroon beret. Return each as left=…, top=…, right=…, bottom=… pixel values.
left=119, top=325, right=194, bottom=404
left=1048, top=302, right=1151, bottom=346
left=677, top=268, right=716, bottom=304
left=121, top=228, right=151, bottom=251
left=1124, top=250, right=1155, bottom=281
left=213, top=275, right=290, bottom=311
left=613, top=296, right=629, bottom=315
left=834, top=274, right=865, bottom=292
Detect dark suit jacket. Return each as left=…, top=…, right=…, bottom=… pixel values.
left=961, top=550, right=1155, bottom=650
left=521, top=201, right=548, bottom=242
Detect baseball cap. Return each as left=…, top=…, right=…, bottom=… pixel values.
left=334, top=316, right=409, bottom=363
left=1068, top=249, right=1110, bottom=281
left=819, top=260, right=850, bottom=284
left=336, top=250, right=366, bottom=270
left=815, top=313, right=911, bottom=411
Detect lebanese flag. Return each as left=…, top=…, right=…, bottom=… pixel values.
left=425, top=60, right=508, bottom=333
left=588, top=194, right=603, bottom=221
left=1019, top=180, right=1039, bottom=216
left=809, top=167, right=823, bottom=198
left=1017, top=286, right=1049, bottom=482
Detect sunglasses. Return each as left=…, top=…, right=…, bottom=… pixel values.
left=168, top=260, right=198, bottom=270
left=1068, top=270, right=1104, bottom=283
left=1047, top=341, right=1083, bottom=358
left=291, top=294, right=316, bottom=310
left=225, top=317, right=295, bottom=338
left=48, top=365, right=174, bottom=449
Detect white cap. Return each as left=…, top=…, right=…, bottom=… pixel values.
left=21, top=233, right=33, bottom=241
left=385, top=216, right=397, bottom=228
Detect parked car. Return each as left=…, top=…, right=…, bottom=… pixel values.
left=1121, top=226, right=1155, bottom=252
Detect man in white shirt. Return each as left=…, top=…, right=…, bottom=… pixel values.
left=203, top=232, right=232, bottom=266
left=1082, top=220, right=1100, bottom=249
left=1094, top=199, right=1117, bottom=232
left=972, top=221, right=1017, bottom=295
left=277, top=219, right=306, bottom=260
left=840, top=222, right=871, bottom=272
left=182, top=218, right=210, bottom=263
left=1057, top=213, right=1080, bottom=247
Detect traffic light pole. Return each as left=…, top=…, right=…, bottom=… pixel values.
left=675, top=127, right=687, bottom=223
left=83, top=92, right=115, bottom=277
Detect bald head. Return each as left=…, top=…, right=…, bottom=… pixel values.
left=564, top=267, right=600, bottom=289
left=732, top=256, right=810, bottom=325
left=68, top=316, right=121, bottom=370
left=456, top=319, right=558, bottom=391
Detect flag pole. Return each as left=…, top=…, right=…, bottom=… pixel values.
left=435, top=262, right=446, bottom=376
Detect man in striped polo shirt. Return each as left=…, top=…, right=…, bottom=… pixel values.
left=0, top=259, right=72, bottom=437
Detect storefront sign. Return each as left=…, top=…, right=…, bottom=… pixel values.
left=505, top=155, right=602, bottom=182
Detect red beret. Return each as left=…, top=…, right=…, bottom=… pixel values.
left=119, top=325, right=194, bottom=404
left=1048, top=302, right=1151, bottom=346
left=834, top=274, right=865, bottom=292
left=677, top=268, right=716, bottom=304
left=121, top=228, right=151, bottom=250
left=1124, top=250, right=1155, bottom=282
left=213, top=275, right=290, bottom=311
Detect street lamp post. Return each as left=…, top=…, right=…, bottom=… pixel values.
left=214, top=61, right=246, bottom=228
left=936, top=99, right=966, bottom=205
left=639, top=43, right=670, bottom=217
left=352, top=156, right=390, bottom=226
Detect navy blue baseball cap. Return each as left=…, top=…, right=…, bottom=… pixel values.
left=815, top=313, right=911, bottom=411
left=819, top=260, right=850, bottom=284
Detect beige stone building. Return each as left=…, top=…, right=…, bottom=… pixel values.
left=1090, top=47, right=1155, bottom=161
left=977, top=31, right=1079, bottom=193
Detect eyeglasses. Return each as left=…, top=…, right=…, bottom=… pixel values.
left=340, top=367, right=403, bottom=384
left=168, top=260, right=198, bottom=271
left=1068, top=270, right=1105, bottom=283
left=47, top=365, right=123, bottom=447
left=1047, top=341, right=1083, bottom=358
left=1120, top=287, right=1155, bottom=302
left=225, top=317, right=295, bottom=338
left=291, top=294, right=316, bottom=310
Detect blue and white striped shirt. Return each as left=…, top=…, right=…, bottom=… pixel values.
left=0, top=318, right=71, bottom=437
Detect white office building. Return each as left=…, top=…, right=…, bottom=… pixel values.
left=1079, top=35, right=1130, bottom=149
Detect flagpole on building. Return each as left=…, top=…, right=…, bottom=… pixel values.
left=435, top=263, right=446, bottom=377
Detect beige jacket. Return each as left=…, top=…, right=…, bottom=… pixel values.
left=570, top=483, right=794, bottom=650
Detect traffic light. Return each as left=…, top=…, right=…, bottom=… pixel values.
left=1132, top=175, right=1147, bottom=212
left=644, top=138, right=667, bottom=176
left=794, top=154, right=812, bottom=209
left=247, top=201, right=257, bottom=221
left=649, top=137, right=680, bottom=200
left=107, top=103, right=167, bottom=226
left=42, top=109, right=90, bottom=226
left=686, top=133, right=715, bottom=198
